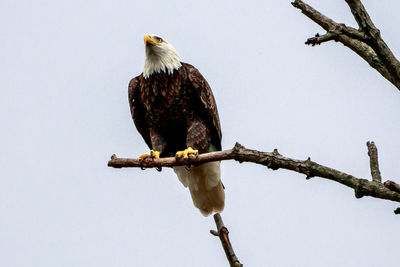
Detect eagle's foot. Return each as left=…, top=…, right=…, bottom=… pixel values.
left=175, top=147, right=199, bottom=160
left=175, top=147, right=198, bottom=169
left=150, top=150, right=160, bottom=159
left=139, top=150, right=160, bottom=160
left=138, top=150, right=160, bottom=170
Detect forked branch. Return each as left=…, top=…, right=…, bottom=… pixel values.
left=291, top=0, right=400, bottom=90
left=108, top=141, right=400, bottom=213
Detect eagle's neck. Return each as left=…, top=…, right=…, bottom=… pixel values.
left=143, top=45, right=182, bottom=79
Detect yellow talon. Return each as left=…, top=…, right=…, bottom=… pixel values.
left=139, top=150, right=160, bottom=160
left=150, top=150, right=160, bottom=159
left=175, top=147, right=199, bottom=159
left=139, top=154, right=151, bottom=160
left=175, top=150, right=185, bottom=158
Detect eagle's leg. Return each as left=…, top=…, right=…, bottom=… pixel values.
left=175, top=120, right=208, bottom=167
left=139, top=130, right=166, bottom=171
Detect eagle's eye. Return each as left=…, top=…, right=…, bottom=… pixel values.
left=154, top=36, right=163, bottom=43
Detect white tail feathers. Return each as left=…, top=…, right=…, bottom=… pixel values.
left=173, top=161, right=225, bottom=216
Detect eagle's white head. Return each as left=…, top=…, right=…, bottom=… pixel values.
left=143, top=34, right=182, bottom=79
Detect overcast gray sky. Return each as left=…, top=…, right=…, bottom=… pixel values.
left=2, top=0, right=400, bottom=266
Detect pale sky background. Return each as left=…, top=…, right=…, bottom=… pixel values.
left=1, top=0, right=400, bottom=266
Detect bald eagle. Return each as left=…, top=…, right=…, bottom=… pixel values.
left=128, top=34, right=224, bottom=216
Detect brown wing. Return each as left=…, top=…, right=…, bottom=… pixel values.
left=128, top=76, right=152, bottom=149
left=184, top=63, right=222, bottom=151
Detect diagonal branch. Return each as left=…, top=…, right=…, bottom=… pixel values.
left=384, top=180, right=400, bottom=194
left=345, top=0, right=376, bottom=32
left=344, top=0, right=400, bottom=83
left=108, top=141, right=400, bottom=213
left=291, top=0, right=400, bottom=90
left=210, top=213, right=243, bottom=267
left=291, top=0, right=336, bottom=31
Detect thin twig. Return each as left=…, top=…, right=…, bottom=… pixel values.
left=210, top=213, right=243, bottom=267
left=367, top=141, right=382, bottom=183
left=108, top=142, right=400, bottom=212
left=305, top=32, right=337, bottom=46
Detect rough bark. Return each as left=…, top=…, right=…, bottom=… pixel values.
left=291, top=0, right=400, bottom=90
left=108, top=141, right=400, bottom=213
left=210, top=213, right=243, bottom=267
left=384, top=180, right=400, bottom=194
left=367, top=141, right=382, bottom=183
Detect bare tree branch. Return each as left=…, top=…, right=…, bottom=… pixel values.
left=384, top=180, right=400, bottom=194
left=345, top=0, right=375, bottom=32
left=367, top=141, right=382, bottom=183
left=210, top=213, right=243, bottom=267
left=108, top=151, right=233, bottom=169
left=291, top=0, right=400, bottom=90
left=108, top=141, right=400, bottom=212
left=305, top=32, right=338, bottom=46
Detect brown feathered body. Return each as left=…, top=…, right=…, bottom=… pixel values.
left=129, top=62, right=225, bottom=216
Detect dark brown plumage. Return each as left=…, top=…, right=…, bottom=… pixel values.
left=128, top=62, right=221, bottom=156
left=130, top=34, right=225, bottom=216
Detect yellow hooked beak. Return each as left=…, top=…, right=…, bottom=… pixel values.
left=144, top=35, right=158, bottom=46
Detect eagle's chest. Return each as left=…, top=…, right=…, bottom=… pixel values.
left=140, top=74, right=193, bottom=128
